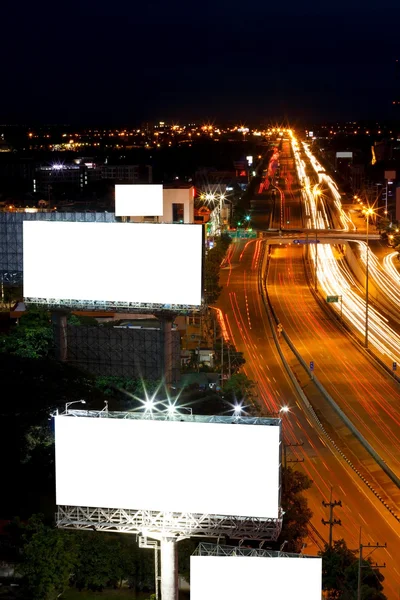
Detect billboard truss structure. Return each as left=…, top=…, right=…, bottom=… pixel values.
left=56, top=411, right=282, bottom=542
left=56, top=506, right=281, bottom=541
left=193, top=542, right=314, bottom=559
left=25, top=297, right=200, bottom=314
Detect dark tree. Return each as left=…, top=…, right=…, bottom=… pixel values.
left=320, top=539, right=386, bottom=600
left=277, top=466, right=313, bottom=553
left=18, top=515, right=77, bottom=600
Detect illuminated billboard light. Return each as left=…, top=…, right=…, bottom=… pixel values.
left=115, top=184, right=163, bottom=217
left=190, top=555, right=322, bottom=600
left=55, top=416, right=280, bottom=518
left=23, top=221, right=203, bottom=307
left=336, top=151, right=353, bottom=158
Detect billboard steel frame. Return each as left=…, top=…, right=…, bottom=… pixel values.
left=25, top=297, right=200, bottom=314
left=193, top=542, right=316, bottom=559
left=56, top=506, right=282, bottom=541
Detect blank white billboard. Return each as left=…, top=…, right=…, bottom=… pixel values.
left=23, top=221, right=203, bottom=306
left=55, top=416, right=280, bottom=518
left=115, top=184, right=163, bottom=217
left=190, top=555, right=322, bottom=600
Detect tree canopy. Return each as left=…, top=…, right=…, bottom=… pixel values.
left=204, top=233, right=231, bottom=304
left=320, top=539, right=386, bottom=600
left=277, top=466, right=313, bottom=553
left=0, top=307, right=54, bottom=359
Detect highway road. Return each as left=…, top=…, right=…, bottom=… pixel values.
left=217, top=239, right=400, bottom=597
left=267, top=244, right=400, bottom=491
left=275, top=139, right=303, bottom=230
left=293, top=137, right=400, bottom=371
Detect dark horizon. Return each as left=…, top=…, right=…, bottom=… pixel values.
left=2, top=2, right=400, bottom=125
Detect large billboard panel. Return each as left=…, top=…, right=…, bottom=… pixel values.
left=190, top=555, right=322, bottom=600
left=115, top=184, right=163, bottom=217
left=55, top=416, right=280, bottom=519
left=23, top=221, right=203, bottom=307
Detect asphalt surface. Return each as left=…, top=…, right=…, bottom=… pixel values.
left=218, top=239, right=400, bottom=597
left=217, top=136, right=400, bottom=596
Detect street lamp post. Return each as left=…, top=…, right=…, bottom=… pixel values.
left=65, top=399, right=86, bottom=413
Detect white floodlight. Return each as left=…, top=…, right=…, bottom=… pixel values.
left=166, top=403, right=178, bottom=416
left=233, top=403, right=243, bottom=417
left=144, top=399, right=155, bottom=413
left=279, top=406, right=290, bottom=414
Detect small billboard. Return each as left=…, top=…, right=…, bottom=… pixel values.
left=190, top=554, right=322, bottom=600
left=115, top=184, right=163, bottom=217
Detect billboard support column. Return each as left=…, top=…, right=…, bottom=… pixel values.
left=157, top=312, right=177, bottom=388
left=51, top=310, right=68, bottom=362
left=160, top=537, right=178, bottom=600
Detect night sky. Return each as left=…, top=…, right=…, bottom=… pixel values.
left=2, top=0, right=400, bottom=125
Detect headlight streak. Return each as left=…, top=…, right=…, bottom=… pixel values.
left=355, top=242, right=400, bottom=312
left=302, top=141, right=355, bottom=232
left=383, top=251, right=400, bottom=287
left=289, top=133, right=400, bottom=365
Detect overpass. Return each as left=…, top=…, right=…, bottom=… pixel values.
left=257, top=229, right=381, bottom=242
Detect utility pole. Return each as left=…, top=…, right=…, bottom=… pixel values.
left=357, top=528, right=387, bottom=600
left=283, top=441, right=304, bottom=470
left=322, top=488, right=342, bottom=548
left=283, top=442, right=304, bottom=492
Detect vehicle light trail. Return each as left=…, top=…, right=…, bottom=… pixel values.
left=354, top=242, right=400, bottom=310
left=290, top=132, right=400, bottom=367
left=383, top=251, right=400, bottom=287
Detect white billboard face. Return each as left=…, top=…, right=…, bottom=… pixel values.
left=190, top=555, right=322, bottom=600
left=23, top=221, right=203, bottom=307
left=115, top=184, right=163, bottom=217
left=55, top=416, right=280, bottom=518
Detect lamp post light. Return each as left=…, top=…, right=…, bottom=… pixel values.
left=166, top=403, right=178, bottom=418
left=144, top=398, right=156, bottom=414
left=364, top=207, right=374, bottom=349
left=65, top=399, right=86, bottom=413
